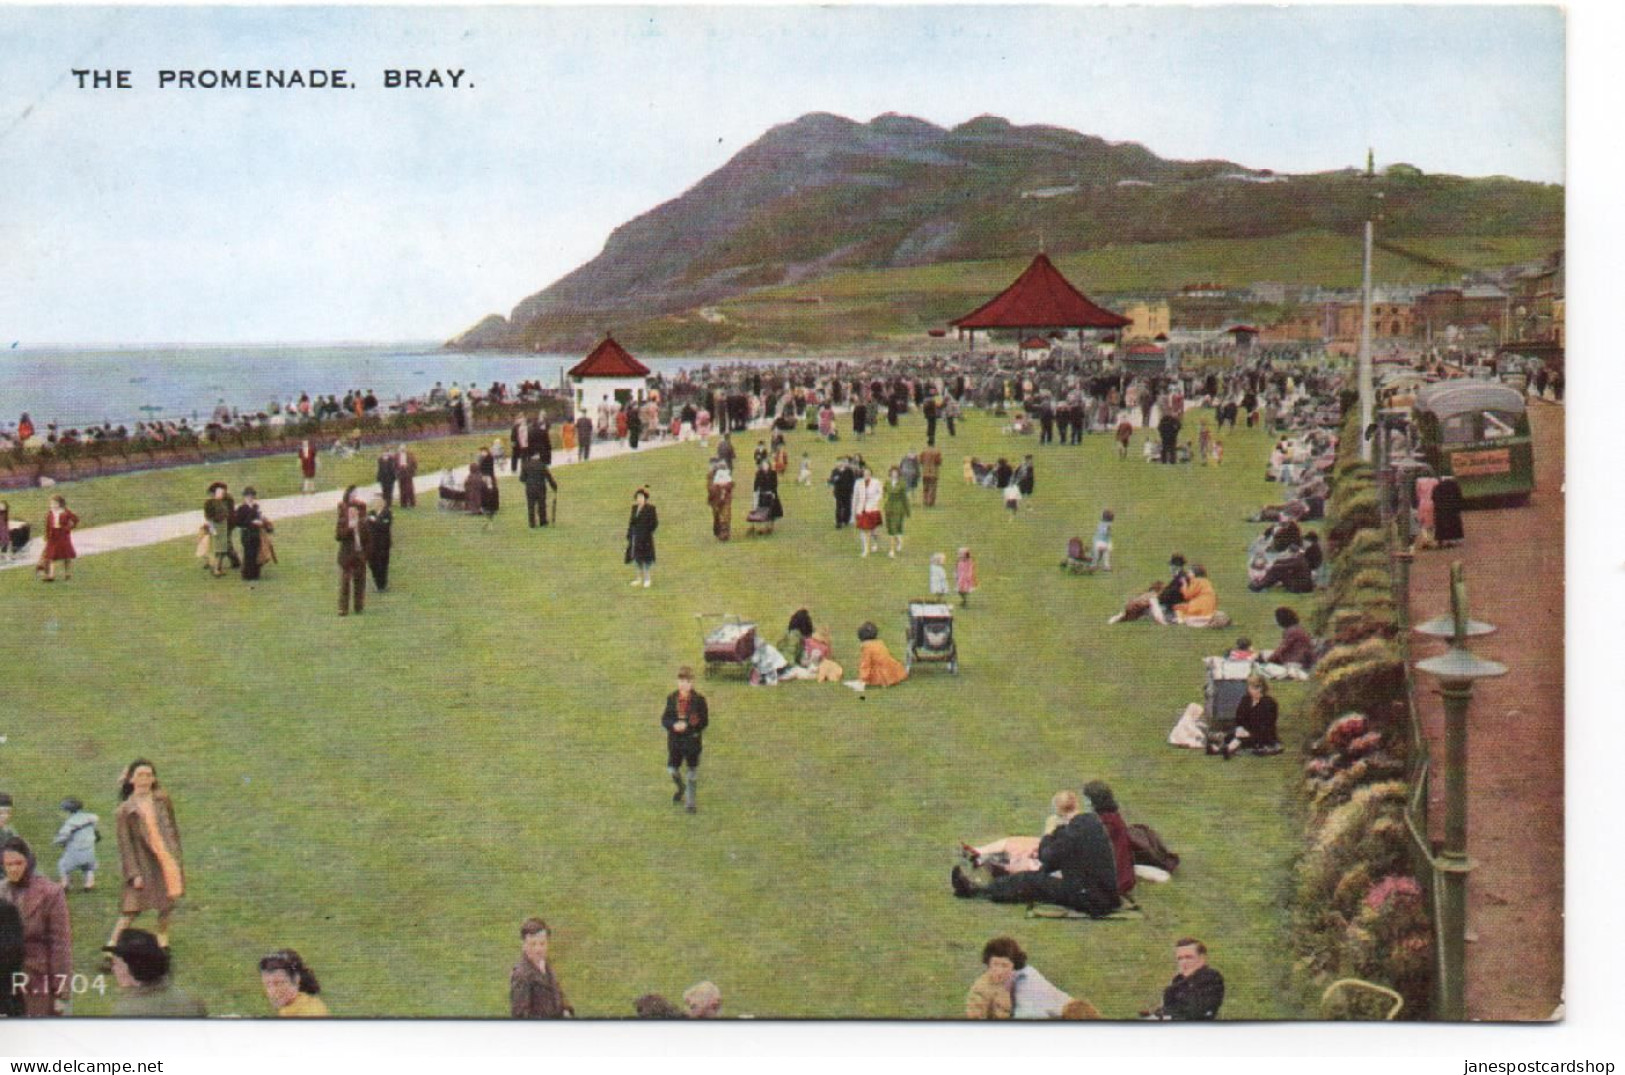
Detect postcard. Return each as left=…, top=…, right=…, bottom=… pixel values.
left=0, top=1, right=1578, bottom=1058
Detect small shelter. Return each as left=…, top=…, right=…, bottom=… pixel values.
left=568, top=336, right=651, bottom=417
left=1226, top=324, right=1260, bottom=350
left=951, top=253, right=1130, bottom=350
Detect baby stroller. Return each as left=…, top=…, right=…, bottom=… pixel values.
left=1202, top=656, right=1253, bottom=743
left=904, top=601, right=958, bottom=673
left=745, top=504, right=775, bottom=537
left=697, top=613, right=757, bottom=679
left=1060, top=536, right=1099, bottom=575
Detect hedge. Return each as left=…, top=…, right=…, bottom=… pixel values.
left=1289, top=396, right=1433, bottom=1018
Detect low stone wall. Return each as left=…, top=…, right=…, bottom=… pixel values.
left=0, top=400, right=569, bottom=490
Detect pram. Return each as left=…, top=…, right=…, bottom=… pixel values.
left=904, top=601, right=958, bottom=673
left=1203, top=656, right=1254, bottom=740
left=5, top=521, right=31, bottom=555
left=745, top=505, right=775, bottom=537
left=1060, top=536, right=1100, bottom=575
left=697, top=613, right=757, bottom=679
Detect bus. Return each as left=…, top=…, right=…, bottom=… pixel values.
left=1412, top=381, right=1534, bottom=503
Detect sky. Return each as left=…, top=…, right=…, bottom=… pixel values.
left=0, top=3, right=1569, bottom=345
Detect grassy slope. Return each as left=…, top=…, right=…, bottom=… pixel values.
left=7, top=408, right=1315, bottom=1019
left=622, top=232, right=1557, bottom=352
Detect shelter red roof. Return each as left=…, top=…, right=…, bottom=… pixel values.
left=1020, top=336, right=1052, bottom=350
left=568, top=336, right=651, bottom=378
left=1126, top=342, right=1165, bottom=355
left=1226, top=325, right=1260, bottom=334
left=951, top=254, right=1130, bottom=331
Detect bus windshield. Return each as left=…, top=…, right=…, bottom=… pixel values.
left=1482, top=410, right=1519, bottom=439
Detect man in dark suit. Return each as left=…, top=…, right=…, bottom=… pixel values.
left=575, top=415, right=593, bottom=461
left=394, top=445, right=419, bottom=509
left=1147, top=939, right=1225, bottom=1020
left=510, top=417, right=531, bottom=473
left=376, top=450, right=398, bottom=507
left=830, top=458, right=856, bottom=529
left=532, top=416, right=552, bottom=466
left=336, top=502, right=372, bottom=616
left=520, top=455, right=558, bottom=528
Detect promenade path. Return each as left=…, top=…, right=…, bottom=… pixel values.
left=1410, top=398, right=1564, bottom=1021
left=0, top=431, right=694, bottom=568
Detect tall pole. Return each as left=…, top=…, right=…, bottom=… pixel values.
left=1358, top=148, right=1376, bottom=462
left=1415, top=564, right=1506, bottom=1021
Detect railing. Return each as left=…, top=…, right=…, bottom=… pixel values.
left=0, top=398, right=572, bottom=489
left=1374, top=421, right=1445, bottom=1018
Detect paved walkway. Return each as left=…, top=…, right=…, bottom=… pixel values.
left=0, top=431, right=702, bottom=568
left=1410, top=398, right=1564, bottom=1021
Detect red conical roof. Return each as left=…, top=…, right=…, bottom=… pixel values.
left=951, top=254, right=1130, bottom=331
left=568, top=336, right=651, bottom=378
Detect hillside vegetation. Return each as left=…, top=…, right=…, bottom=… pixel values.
left=450, top=112, right=1562, bottom=354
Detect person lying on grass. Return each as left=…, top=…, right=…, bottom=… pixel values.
left=960, top=791, right=1080, bottom=876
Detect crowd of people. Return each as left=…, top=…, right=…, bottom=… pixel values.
left=3, top=332, right=1535, bottom=1021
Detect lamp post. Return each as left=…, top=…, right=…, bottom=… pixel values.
left=1413, top=563, right=1505, bottom=1021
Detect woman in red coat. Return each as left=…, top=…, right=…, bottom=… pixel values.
left=36, top=495, right=77, bottom=582
left=1083, top=781, right=1137, bottom=898
left=1, top=837, right=72, bottom=1016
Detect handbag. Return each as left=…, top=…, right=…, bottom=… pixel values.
left=258, top=534, right=277, bottom=566
left=194, top=528, right=211, bottom=560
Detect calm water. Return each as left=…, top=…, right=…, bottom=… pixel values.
left=0, top=344, right=775, bottom=429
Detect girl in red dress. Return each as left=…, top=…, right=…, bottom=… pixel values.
left=36, top=495, right=77, bottom=582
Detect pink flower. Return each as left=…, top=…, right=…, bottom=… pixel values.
left=1347, top=731, right=1384, bottom=758
left=1363, top=874, right=1423, bottom=913
left=1326, top=714, right=1370, bottom=752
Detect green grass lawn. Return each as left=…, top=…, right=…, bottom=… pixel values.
left=4, top=406, right=1317, bottom=1019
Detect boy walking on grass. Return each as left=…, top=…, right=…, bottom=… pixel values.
left=661, top=667, right=709, bottom=814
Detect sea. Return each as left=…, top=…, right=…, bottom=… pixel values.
left=0, top=344, right=782, bottom=429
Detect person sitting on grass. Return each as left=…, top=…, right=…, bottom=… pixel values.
left=1266, top=607, right=1317, bottom=671
left=683, top=980, right=722, bottom=1019
left=1082, top=781, right=1137, bottom=899
left=1173, top=564, right=1218, bottom=626
left=850, top=621, right=907, bottom=689
left=964, top=936, right=1075, bottom=1020
left=960, top=791, right=1080, bottom=876
left=261, top=948, right=331, bottom=1018
left=778, top=609, right=816, bottom=667
left=1216, top=675, right=1281, bottom=758
left=1248, top=545, right=1315, bottom=594
left=951, top=805, right=1121, bottom=918
left=1142, top=938, right=1225, bottom=1020
left=1107, top=581, right=1171, bottom=625
left=964, top=936, right=1019, bottom=1019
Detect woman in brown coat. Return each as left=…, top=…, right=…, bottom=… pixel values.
left=1, top=837, right=72, bottom=1016
left=104, top=759, right=184, bottom=963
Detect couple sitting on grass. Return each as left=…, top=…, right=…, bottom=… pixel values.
left=1107, top=555, right=1225, bottom=628
left=951, top=782, right=1137, bottom=918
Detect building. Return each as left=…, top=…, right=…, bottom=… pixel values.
left=568, top=336, right=652, bottom=417
left=1507, top=250, right=1564, bottom=345
left=1414, top=286, right=1508, bottom=343
left=1118, top=299, right=1171, bottom=341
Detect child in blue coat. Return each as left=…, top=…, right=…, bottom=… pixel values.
left=53, top=797, right=99, bottom=891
